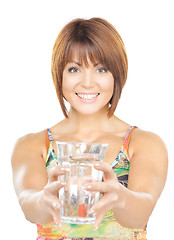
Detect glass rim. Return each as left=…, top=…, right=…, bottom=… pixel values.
left=56, top=141, right=108, bottom=147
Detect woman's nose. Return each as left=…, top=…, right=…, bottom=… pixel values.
left=81, top=71, right=95, bottom=88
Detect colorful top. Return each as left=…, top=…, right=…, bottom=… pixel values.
left=36, top=126, right=147, bottom=240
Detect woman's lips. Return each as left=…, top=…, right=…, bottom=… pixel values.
left=75, top=93, right=100, bottom=103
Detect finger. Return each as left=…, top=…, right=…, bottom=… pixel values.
left=82, top=181, right=118, bottom=193
left=89, top=193, right=118, bottom=214
left=48, top=199, right=62, bottom=227
left=47, top=165, right=69, bottom=182
left=90, top=202, right=110, bottom=230
left=52, top=202, right=62, bottom=227
left=89, top=197, right=115, bottom=230
left=94, top=210, right=107, bottom=230
left=94, top=162, right=117, bottom=181
left=44, top=180, right=65, bottom=195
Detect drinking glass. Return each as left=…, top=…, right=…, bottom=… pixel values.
left=56, top=141, right=108, bottom=224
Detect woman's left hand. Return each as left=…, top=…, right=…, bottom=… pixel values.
left=82, top=161, right=121, bottom=230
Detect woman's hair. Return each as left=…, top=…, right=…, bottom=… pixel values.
left=51, top=17, right=128, bottom=118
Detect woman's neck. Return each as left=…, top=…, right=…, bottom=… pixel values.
left=65, top=106, right=117, bottom=137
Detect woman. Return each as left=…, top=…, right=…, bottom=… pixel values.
left=11, top=17, right=168, bottom=240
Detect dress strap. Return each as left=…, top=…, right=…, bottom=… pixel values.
left=45, top=128, right=53, bottom=153
left=123, top=126, right=137, bottom=152
left=47, top=128, right=53, bottom=142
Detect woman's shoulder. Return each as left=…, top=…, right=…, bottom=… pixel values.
left=132, top=128, right=167, bottom=149
left=130, top=127, right=168, bottom=165
left=14, top=130, right=46, bottom=148
left=11, top=130, right=47, bottom=165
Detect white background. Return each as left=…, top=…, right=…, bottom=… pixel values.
left=0, top=1, right=173, bottom=239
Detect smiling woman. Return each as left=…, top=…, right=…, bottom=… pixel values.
left=51, top=17, right=128, bottom=119
left=62, top=58, right=114, bottom=116
left=11, top=17, right=168, bottom=240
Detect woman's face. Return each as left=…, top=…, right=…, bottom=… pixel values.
left=62, top=56, right=114, bottom=116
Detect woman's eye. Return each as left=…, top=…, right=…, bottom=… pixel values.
left=97, top=67, right=108, bottom=73
left=68, top=67, right=79, bottom=73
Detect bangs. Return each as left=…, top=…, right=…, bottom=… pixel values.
left=51, top=17, right=128, bottom=118
left=64, top=40, right=107, bottom=68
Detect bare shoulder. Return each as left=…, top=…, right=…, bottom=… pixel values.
left=131, top=128, right=168, bottom=156
left=11, top=130, right=47, bottom=168
left=129, top=127, right=168, bottom=177
left=11, top=130, right=48, bottom=196
left=128, top=128, right=168, bottom=196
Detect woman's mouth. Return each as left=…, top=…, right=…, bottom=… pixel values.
left=75, top=93, right=100, bottom=103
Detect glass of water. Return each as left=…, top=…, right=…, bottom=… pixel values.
left=56, top=142, right=108, bottom=224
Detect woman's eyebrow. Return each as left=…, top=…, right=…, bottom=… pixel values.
left=70, top=61, right=101, bottom=67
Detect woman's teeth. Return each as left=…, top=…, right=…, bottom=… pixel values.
left=76, top=93, right=99, bottom=100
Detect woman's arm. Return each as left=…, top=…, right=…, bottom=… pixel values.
left=11, top=131, right=65, bottom=226
left=84, top=129, right=168, bottom=229
left=120, top=129, right=168, bottom=228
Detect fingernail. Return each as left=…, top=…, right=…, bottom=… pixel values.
left=56, top=221, right=62, bottom=228
left=60, top=167, right=70, bottom=172
left=53, top=202, right=57, bottom=208
left=89, top=209, right=95, bottom=214
left=82, top=185, right=92, bottom=190
left=94, top=163, right=100, bottom=167
left=94, top=224, right=99, bottom=230
left=59, top=222, right=62, bottom=228
left=57, top=180, right=66, bottom=185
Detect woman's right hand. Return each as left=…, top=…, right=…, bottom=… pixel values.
left=39, top=166, right=67, bottom=227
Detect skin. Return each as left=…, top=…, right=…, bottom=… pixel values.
left=11, top=56, right=168, bottom=231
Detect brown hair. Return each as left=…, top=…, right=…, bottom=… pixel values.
left=51, top=17, right=128, bottom=118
